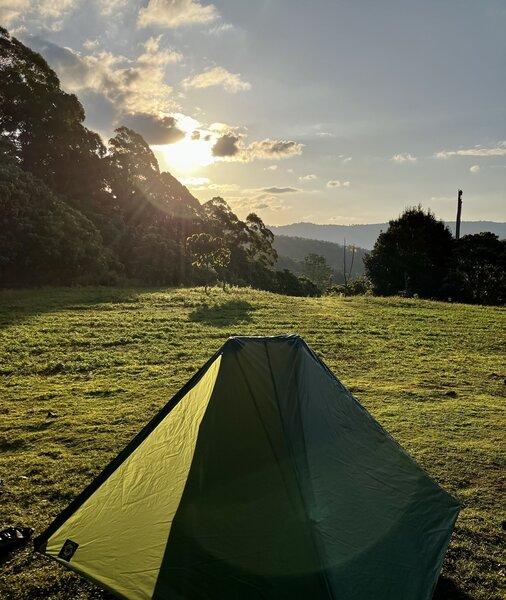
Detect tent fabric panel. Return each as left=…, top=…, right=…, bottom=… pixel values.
left=276, top=345, right=459, bottom=600
left=153, top=339, right=331, bottom=600
left=34, top=345, right=225, bottom=552
left=42, top=355, right=222, bottom=600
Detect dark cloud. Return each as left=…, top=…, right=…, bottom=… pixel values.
left=212, top=133, right=240, bottom=157
left=120, top=113, right=185, bottom=144
left=246, top=139, right=304, bottom=159
left=191, top=130, right=200, bottom=140
left=262, top=187, right=299, bottom=194
left=79, top=91, right=118, bottom=134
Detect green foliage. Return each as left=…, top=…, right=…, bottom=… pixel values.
left=274, top=269, right=320, bottom=296
left=186, top=233, right=231, bottom=291
left=0, top=163, right=114, bottom=286
left=448, top=233, right=506, bottom=305
left=364, top=206, right=454, bottom=298
left=328, top=276, right=372, bottom=296
left=364, top=207, right=505, bottom=305
left=274, top=235, right=367, bottom=283
left=302, top=253, right=332, bottom=291
left=245, top=213, right=278, bottom=268
left=0, top=28, right=109, bottom=210
left=0, top=287, right=504, bottom=600
left=127, top=227, right=182, bottom=285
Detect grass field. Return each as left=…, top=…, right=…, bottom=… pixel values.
left=0, top=286, right=504, bottom=600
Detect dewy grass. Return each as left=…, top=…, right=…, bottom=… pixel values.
left=0, top=287, right=504, bottom=599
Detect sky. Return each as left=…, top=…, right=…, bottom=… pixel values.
left=1, top=0, right=505, bottom=225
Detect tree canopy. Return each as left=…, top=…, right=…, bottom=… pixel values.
left=364, top=207, right=454, bottom=298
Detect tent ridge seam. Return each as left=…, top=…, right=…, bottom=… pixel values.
left=263, top=341, right=334, bottom=600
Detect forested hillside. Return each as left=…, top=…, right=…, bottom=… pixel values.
left=273, top=235, right=366, bottom=282
left=271, top=221, right=506, bottom=250
left=0, top=28, right=316, bottom=296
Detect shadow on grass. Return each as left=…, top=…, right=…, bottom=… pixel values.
left=0, top=287, right=143, bottom=329
left=189, top=300, right=254, bottom=327
left=433, top=576, right=472, bottom=600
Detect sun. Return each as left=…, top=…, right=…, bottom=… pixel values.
left=150, top=114, right=217, bottom=175
left=154, top=137, right=215, bottom=174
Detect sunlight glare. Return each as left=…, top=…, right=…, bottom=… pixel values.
left=155, top=137, right=215, bottom=174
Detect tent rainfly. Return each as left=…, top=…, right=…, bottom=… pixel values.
left=35, top=335, right=460, bottom=600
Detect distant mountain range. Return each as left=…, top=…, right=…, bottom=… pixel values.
left=273, top=236, right=366, bottom=283
left=270, top=221, right=506, bottom=250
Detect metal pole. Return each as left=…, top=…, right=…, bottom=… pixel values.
left=456, top=190, right=463, bottom=240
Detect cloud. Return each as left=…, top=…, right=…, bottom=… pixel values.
left=137, top=48, right=183, bottom=66
left=138, top=36, right=183, bottom=66
left=207, top=183, right=240, bottom=192
left=183, top=66, right=251, bottom=93
left=435, top=142, right=506, bottom=158
left=211, top=134, right=303, bottom=162
left=121, top=113, right=185, bottom=144
left=207, top=23, right=234, bottom=35
left=21, top=35, right=182, bottom=130
left=180, top=177, right=211, bottom=185
left=391, top=153, right=417, bottom=163
left=299, top=174, right=317, bottom=181
left=0, top=0, right=29, bottom=26
left=265, top=165, right=278, bottom=171
left=228, top=195, right=288, bottom=214
left=244, top=139, right=304, bottom=161
left=212, top=133, right=241, bottom=157
left=0, top=0, right=77, bottom=27
left=469, top=165, right=480, bottom=173
left=98, top=0, right=129, bottom=17
left=83, top=38, right=100, bottom=51
left=262, top=187, right=299, bottom=194
left=138, top=0, right=218, bottom=29
left=327, top=180, right=351, bottom=188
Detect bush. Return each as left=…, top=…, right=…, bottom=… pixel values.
left=274, top=270, right=320, bottom=297
left=327, top=276, right=372, bottom=296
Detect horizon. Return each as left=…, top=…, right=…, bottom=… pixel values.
left=269, top=217, right=506, bottom=228
left=1, top=0, right=505, bottom=226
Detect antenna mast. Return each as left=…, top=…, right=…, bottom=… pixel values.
left=455, top=190, right=463, bottom=240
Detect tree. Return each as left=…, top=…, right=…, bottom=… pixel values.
left=364, top=206, right=453, bottom=298
left=0, top=27, right=111, bottom=211
left=186, top=233, right=231, bottom=292
left=302, top=253, right=332, bottom=292
left=448, top=233, right=506, bottom=305
left=201, top=198, right=278, bottom=286
left=342, top=239, right=358, bottom=290
left=274, top=270, right=320, bottom=297
left=128, top=227, right=182, bottom=285
left=0, top=162, right=113, bottom=286
left=245, top=213, right=278, bottom=268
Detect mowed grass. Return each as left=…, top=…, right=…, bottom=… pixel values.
left=0, top=286, right=504, bottom=600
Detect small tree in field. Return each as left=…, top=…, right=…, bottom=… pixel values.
left=186, top=233, right=231, bottom=293
left=302, top=253, right=332, bottom=292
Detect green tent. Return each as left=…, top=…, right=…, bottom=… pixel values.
left=35, top=335, right=459, bottom=599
